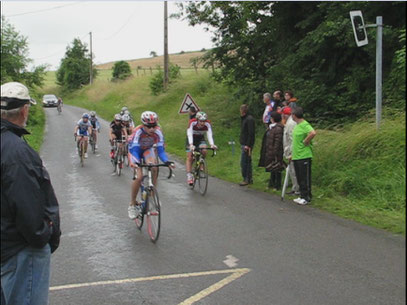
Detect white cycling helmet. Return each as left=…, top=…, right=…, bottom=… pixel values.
left=114, top=113, right=122, bottom=121
left=90, top=111, right=96, bottom=117
left=124, top=109, right=130, bottom=115
left=122, top=114, right=130, bottom=122
left=141, top=111, right=158, bottom=125
left=196, top=111, right=207, bottom=121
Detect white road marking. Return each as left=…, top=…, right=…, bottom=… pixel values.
left=223, top=255, right=239, bottom=268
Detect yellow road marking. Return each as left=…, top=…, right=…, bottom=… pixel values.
left=178, top=268, right=250, bottom=305
left=50, top=268, right=251, bottom=305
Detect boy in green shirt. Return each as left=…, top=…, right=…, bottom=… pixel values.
left=289, top=107, right=316, bottom=205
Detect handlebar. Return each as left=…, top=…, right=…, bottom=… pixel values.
left=138, top=163, right=174, bottom=179
left=193, top=147, right=217, bottom=157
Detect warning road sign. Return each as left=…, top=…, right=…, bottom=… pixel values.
left=179, top=93, right=200, bottom=114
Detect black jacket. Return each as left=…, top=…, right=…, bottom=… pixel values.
left=1, top=119, right=61, bottom=263
left=240, top=113, right=255, bottom=148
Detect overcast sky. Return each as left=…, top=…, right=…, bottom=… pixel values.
left=1, top=1, right=215, bottom=70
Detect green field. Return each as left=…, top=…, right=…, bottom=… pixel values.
left=41, top=69, right=406, bottom=234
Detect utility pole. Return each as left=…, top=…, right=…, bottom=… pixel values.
left=89, top=31, right=93, bottom=85
left=375, top=16, right=383, bottom=130
left=164, top=1, right=169, bottom=90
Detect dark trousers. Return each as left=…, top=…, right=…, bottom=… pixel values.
left=268, top=170, right=281, bottom=190
left=293, top=158, right=312, bottom=202
left=240, top=146, right=252, bottom=182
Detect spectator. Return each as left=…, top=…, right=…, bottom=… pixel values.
left=284, top=90, right=298, bottom=109
left=239, top=104, right=255, bottom=186
left=264, top=112, right=285, bottom=190
left=282, top=107, right=300, bottom=195
left=188, top=106, right=197, bottom=120
left=262, top=92, right=278, bottom=129
left=273, top=90, right=284, bottom=112
left=1, top=82, right=61, bottom=305
left=259, top=92, right=277, bottom=168
left=290, top=107, right=316, bottom=205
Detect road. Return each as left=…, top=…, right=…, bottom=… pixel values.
left=42, top=105, right=405, bottom=305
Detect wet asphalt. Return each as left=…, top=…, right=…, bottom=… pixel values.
left=41, top=105, right=405, bottom=305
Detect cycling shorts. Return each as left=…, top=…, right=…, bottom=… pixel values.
left=77, top=129, right=89, bottom=136
left=186, top=141, right=207, bottom=152
left=129, top=148, right=157, bottom=166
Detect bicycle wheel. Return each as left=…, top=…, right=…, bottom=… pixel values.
left=146, top=186, right=161, bottom=243
left=116, top=154, right=122, bottom=176
left=91, top=135, right=96, bottom=154
left=198, top=159, right=208, bottom=195
left=80, top=142, right=84, bottom=167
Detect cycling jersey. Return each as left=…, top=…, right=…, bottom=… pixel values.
left=128, top=125, right=169, bottom=164
left=90, top=117, right=100, bottom=130
left=76, top=119, right=91, bottom=136
left=110, top=120, right=125, bottom=140
left=123, top=122, right=133, bottom=135
left=187, top=119, right=214, bottom=146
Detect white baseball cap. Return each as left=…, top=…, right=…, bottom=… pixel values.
left=1, top=82, right=36, bottom=110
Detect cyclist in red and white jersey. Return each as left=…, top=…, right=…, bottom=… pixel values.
left=186, top=111, right=217, bottom=185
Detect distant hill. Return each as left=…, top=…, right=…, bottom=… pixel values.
left=96, top=50, right=207, bottom=70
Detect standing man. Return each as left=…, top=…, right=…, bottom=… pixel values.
left=282, top=107, right=300, bottom=195
left=239, top=104, right=255, bottom=186
left=289, top=107, right=316, bottom=205
left=1, top=82, right=61, bottom=305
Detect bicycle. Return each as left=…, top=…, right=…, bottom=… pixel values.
left=57, top=103, right=62, bottom=115
left=112, top=139, right=126, bottom=176
left=75, top=135, right=86, bottom=167
left=89, top=128, right=97, bottom=154
left=190, top=147, right=217, bottom=196
left=132, top=163, right=173, bottom=243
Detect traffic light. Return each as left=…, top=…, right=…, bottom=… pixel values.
left=350, top=11, right=368, bottom=47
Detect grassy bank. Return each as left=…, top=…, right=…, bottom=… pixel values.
left=43, top=70, right=406, bottom=234
left=25, top=94, right=46, bottom=152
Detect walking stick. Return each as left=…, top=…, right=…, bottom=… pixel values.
left=281, top=163, right=290, bottom=201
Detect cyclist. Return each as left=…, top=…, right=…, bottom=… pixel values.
left=89, top=111, right=101, bottom=149
left=74, top=113, right=92, bottom=158
left=186, top=111, right=217, bottom=185
left=120, top=106, right=128, bottom=116
left=123, top=109, right=135, bottom=126
left=127, top=111, right=174, bottom=219
left=109, top=114, right=128, bottom=159
left=122, top=114, right=134, bottom=134
left=57, top=97, right=63, bottom=113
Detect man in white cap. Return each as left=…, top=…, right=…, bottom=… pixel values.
left=1, top=82, right=61, bottom=305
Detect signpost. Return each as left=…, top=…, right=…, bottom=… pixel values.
left=179, top=93, right=200, bottom=114
left=350, top=11, right=383, bottom=129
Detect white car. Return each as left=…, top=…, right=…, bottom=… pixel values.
left=42, top=94, right=58, bottom=107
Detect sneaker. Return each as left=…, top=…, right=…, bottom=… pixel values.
left=187, top=173, right=194, bottom=186
left=239, top=181, right=249, bottom=186
left=294, top=198, right=309, bottom=205
left=128, top=205, right=138, bottom=219
left=84, top=153, right=88, bottom=158
left=293, top=197, right=302, bottom=204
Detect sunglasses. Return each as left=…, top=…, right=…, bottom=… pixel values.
left=144, top=125, right=156, bottom=129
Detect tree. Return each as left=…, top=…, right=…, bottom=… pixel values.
left=149, top=64, right=181, bottom=95
left=175, top=1, right=406, bottom=123
left=1, top=16, right=46, bottom=87
left=56, top=38, right=96, bottom=90
left=150, top=51, right=157, bottom=57
left=112, top=60, right=132, bottom=80
left=190, top=57, right=200, bottom=74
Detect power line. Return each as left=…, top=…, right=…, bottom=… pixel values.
left=103, top=8, right=138, bottom=40
left=5, top=2, right=83, bottom=18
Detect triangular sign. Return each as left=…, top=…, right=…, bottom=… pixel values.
left=179, top=93, right=200, bottom=114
